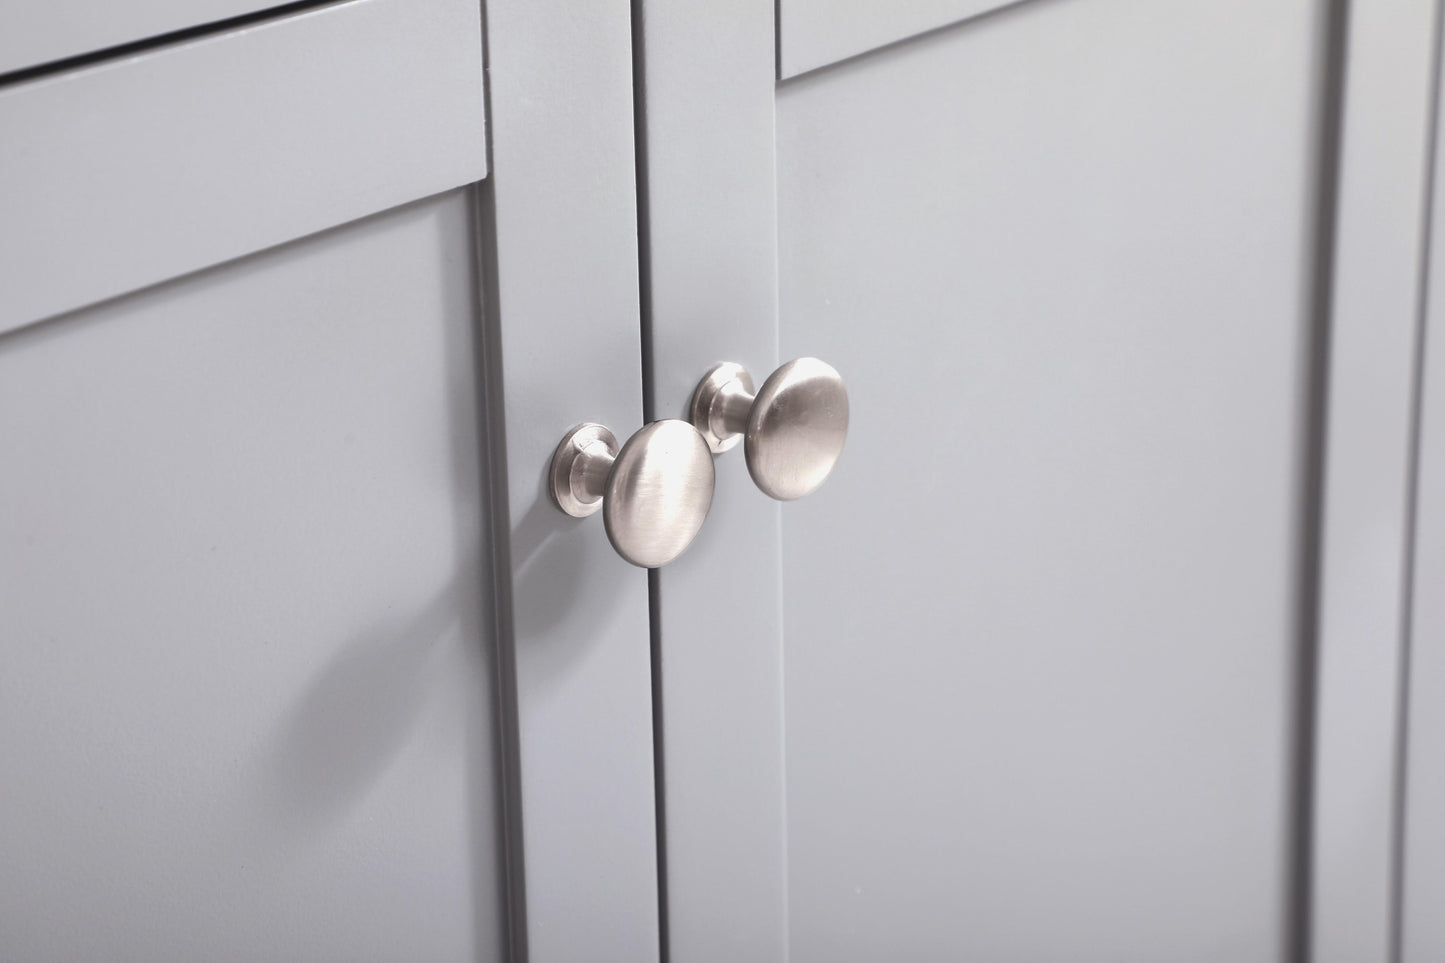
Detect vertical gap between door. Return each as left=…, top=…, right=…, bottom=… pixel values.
left=472, top=177, right=530, bottom=963
left=474, top=1, right=528, bottom=957
left=773, top=0, right=782, bottom=81
left=646, top=567, right=669, bottom=963
left=629, top=2, right=670, bottom=961
left=1389, top=2, right=1445, bottom=959
left=632, top=0, right=656, bottom=427
left=1293, top=2, right=1351, bottom=961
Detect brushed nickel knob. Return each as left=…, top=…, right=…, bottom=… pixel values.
left=689, top=357, right=849, bottom=501
left=548, top=419, right=715, bottom=567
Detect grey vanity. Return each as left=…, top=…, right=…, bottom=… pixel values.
left=3, top=0, right=1444, bottom=960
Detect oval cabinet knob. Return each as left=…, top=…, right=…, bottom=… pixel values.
left=548, top=419, right=715, bottom=568
left=689, top=357, right=849, bottom=500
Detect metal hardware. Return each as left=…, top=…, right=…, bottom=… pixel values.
left=548, top=419, right=715, bottom=567
left=689, top=357, right=849, bottom=501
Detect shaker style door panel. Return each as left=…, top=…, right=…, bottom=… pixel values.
left=0, top=0, right=487, bottom=334
left=775, top=4, right=1315, bottom=954
left=0, top=189, right=507, bottom=961
left=640, top=0, right=1341, bottom=960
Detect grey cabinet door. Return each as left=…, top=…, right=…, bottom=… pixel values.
left=635, top=1, right=1433, bottom=961
left=1, top=0, right=662, bottom=958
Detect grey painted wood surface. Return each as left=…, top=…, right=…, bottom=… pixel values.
left=482, top=0, right=660, bottom=959
left=772, top=0, right=1322, bottom=958
left=633, top=1, right=788, bottom=961
left=1401, top=17, right=1445, bottom=956
left=0, top=0, right=486, bottom=334
left=0, top=0, right=283, bottom=74
left=1310, top=2, right=1441, bottom=960
left=779, top=0, right=1020, bottom=78
left=0, top=189, right=506, bottom=961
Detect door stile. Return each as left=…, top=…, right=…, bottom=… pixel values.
left=1309, top=2, right=1442, bottom=961
left=631, top=2, right=791, bottom=960
left=480, top=0, right=661, bottom=959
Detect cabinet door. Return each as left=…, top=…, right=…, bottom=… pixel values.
left=634, top=1, right=1429, bottom=960
left=0, top=0, right=660, bottom=957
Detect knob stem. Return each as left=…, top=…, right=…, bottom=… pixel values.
left=571, top=437, right=615, bottom=504
left=690, top=361, right=757, bottom=453
left=711, top=380, right=754, bottom=440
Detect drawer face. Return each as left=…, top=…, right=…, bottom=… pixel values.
left=0, top=0, right=487, bottom=334
left=0, top=0, right=292, bottom=75
left=0, top=188, right=505, bottom=960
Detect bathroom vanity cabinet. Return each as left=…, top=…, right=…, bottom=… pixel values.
left=2, top=1, right=1441, bottom=960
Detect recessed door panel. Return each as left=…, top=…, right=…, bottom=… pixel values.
left=773, top=2, right=1318, bottom=958
left=0, top=190, right=506, bottom=961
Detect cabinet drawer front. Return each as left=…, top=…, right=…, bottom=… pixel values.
left=0, top=0, right=486, bottom=334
